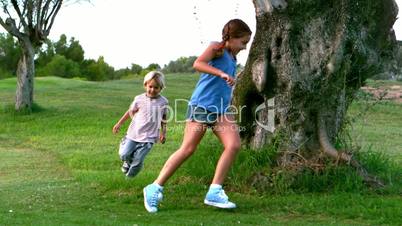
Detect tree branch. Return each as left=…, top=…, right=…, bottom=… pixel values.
left=26, top=0, right=34, bottom=28
left=0, top=17, right=24, bottom=39
left=36, top=0, right=43, bottom=29
left=40, top=0, right=52, bottom=30
left=0, top=2, right=23, bottom=39
left=10, top=0, right=28, bottom=29
left=0, top=17, right=10, bottom=32
left=17, top=0, right=29, bottom=30
left=44, top=0, right=62, bottom=35
left=3, top=2, right=13, bottom=18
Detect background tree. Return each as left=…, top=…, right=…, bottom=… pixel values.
left=54, top=33, right=67, bottom=57
left=163, top=56, right=196, bottom=74
left=139, top=63, right=161, bottom=77
left=0, top=33, right=20, bottom=78
left=52, top=34, right=84, bottom=63
left=233, top=0, right=398, bottom=186
left=36, top=34, right=85, bottom=77
left=35, top=39, right=55, bottom=69
left=394, top=41, right=402, bottom=80
left=146, top=63, right=161, bottom=71
left=0, top=0, right=70, bottom=111
left=64, top=36, right=84, bottom=63
left=130, top=63, right=143, bottom=75
left=83, top=56, right=114, bottom=81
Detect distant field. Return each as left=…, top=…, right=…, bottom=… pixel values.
left=349, top=79, right=402, bottom=163
left=0, top=75, right=401, bottom=226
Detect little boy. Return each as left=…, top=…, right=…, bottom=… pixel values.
left=112, top=71, right=168, bottom=178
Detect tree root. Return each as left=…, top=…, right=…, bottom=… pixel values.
left=318, top=114, right=385, bottom=188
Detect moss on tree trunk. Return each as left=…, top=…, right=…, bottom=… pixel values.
left=233, top=0, right=397, bottom=185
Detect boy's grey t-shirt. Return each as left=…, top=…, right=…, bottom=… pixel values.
left=126, top=93, right=168, bottom=143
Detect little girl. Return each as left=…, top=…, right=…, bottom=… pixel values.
left=113, top=71, right=168, bottom=178
left=144, top=19, right=252, bottom=213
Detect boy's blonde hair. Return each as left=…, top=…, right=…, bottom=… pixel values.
left=143, top=71, right=165, bottom=90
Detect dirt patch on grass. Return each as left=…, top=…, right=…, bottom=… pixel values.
left=361, top=84, right=402, bottom=103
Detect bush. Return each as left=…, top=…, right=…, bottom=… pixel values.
left=82, top=56, right=114, bottom=81
left=0, top=68, right=14, bottom=79
left=37, top=54, right=80, bottom=78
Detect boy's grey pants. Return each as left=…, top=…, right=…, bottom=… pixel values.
left=119, top=137, right=153, bottom=177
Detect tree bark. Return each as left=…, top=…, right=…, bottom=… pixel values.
left=233, top=0, right=398, bottom=168
left=15, top=38, right=35, bottom=111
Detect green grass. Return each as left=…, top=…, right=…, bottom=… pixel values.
left=347, top=101, right=402, bottom=163
left=1, top=75, right=401, bottom=225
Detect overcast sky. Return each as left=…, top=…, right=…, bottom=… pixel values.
left=2, top=0, right=402, bottom=69
left=48, top=0, right=256, bottom=69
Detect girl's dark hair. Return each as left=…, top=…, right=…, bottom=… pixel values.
left=217, top=19, right=252, bottom=49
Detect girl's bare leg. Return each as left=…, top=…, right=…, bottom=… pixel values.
left=154, top=121, right=207, bottom=186
left=211, top=115, right=241, bottom=185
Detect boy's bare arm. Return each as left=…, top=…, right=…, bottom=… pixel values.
left=159, top=113, right=167, bottom=144
left=112, top=110, right=136, bottom=134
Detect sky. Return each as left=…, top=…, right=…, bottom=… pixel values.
left=2, top=0, right=402, bottom=69
left=48, top=0, right=256, bottom=69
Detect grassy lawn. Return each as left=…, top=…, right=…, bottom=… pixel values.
left=1, top=75, right=401, bottom=225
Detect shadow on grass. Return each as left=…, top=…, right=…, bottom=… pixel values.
left=2, top=102, right=47, bottom=115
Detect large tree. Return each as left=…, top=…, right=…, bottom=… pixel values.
left=0, top=0, right=66, bottom=111
left=233, top=0, right=398, bottom=186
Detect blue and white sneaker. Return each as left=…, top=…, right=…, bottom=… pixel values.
left=143, top=183, right=163, bottom=213
left=204, top=184, right=236, bottom=209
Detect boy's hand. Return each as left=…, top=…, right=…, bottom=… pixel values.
left=159, top=133, right=166, bottom=144
left=112, top=124, right=121, bottom=134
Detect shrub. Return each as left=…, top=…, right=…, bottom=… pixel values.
left=82, top=56, right=114, bottom=81
left=37, top=54, right=80, bottom=78
left=0, top=68, right=14, bottom=79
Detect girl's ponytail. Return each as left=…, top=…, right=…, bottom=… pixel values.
left=214, top=19, right=252, bottom=56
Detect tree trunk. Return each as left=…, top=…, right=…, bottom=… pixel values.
left=15, top=39, right=35, bottom=111
left=233, top=0, right=397, bottom=174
